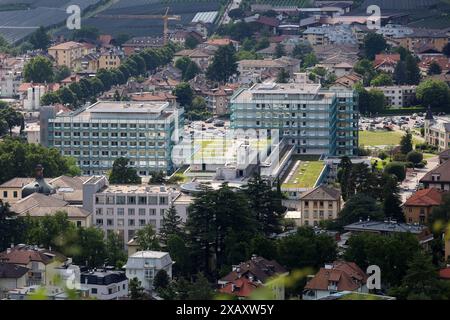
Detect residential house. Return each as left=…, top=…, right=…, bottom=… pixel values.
left=204, top=84, right=238, bottom=116
left=218, top=255, right=288, bottom=300
left=173, top=48, right=213, bottom=69
left=48, top=41, right=84, bottom=68
left=124, top=251, right=173, bottom=292
left=303, top=261, right=368, bottom=300
left=98, top=49, right=124, bottom=70
left=73, top=53, right=100, bottom=73
left=299, top=185, right=342, bottom=227
left=169, top=30, right=203, bottom=47
left=0, top=263, right=29, bottom=299
left=0, top=245, right=68, bottom=287
left=330, top=73, right=362, bottom=90
left=122, top=37, right=165, bottom=56
left=366, top=85, right=417, bottom=108
left=394, top=29, right=449, bottom=53
left=403, top=188, right=444, bottom=224
left=373, top=54, right=400, bottom=74
left=205, top=38, right=240, bottom=51
left=420, top=159, right=450, bottom=191
left=419, top=56, right=450, bottom=75
left=331, top=62, right=353, bottom=78
left=343, top=220, right=434, bottom=247
left=424, top=111, right=450, bottom=152
left=80, top=269, right=128, bottom=300
left=439, top=149, right=450, bottom=164
left=17, top=83, right=47, bottom=111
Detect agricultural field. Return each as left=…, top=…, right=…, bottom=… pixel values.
left=81, top=0, right=226, bottom=38
left=0, top=0, right=102, bottom=43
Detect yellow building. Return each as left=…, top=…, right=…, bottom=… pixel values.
left=0, top=178, right=35, bottom=204
left=48, top=41, right=84, bottom=68
left=299, top=185, right=342, bottom=227
left=98, top=50, right=123, bottom=70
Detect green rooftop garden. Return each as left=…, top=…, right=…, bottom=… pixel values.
left=282, top=160, right=325, bottom=189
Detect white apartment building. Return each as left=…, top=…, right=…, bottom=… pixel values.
left=0, top=71, right=21, bottom=97
left=124, top=251, right=173, bottom=292
left=80, top=270, right=128, bottom=300
left=92, top=185, right=183, bottom=244
left=425, top=112, right=450, bottom=151
left=365, top=85, right=417, bottom=108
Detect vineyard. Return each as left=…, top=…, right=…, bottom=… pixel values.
left=0, top=0, right=103, bottom=43
left=81, top=0, right=226, bottom=38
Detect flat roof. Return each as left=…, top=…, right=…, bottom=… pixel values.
left=130, top=251, right=169, bottom=259
left=98, top=185, right=178, bottom=194
left=282, top=160, right=325, bottom=189
left=88, top=101, right=168, bottom=114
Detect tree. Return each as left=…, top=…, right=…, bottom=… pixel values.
left=149, top=170, right=165, bottom=184
left=228, top=8, right=245, bottom=20
left=429, top=193, right=450, bottom=231
left=173, top=82, right=193, bottom=107
left=384, top=162, right=406, bottom=181
left=382, top=174, right=404, bottom=222
left=416, top=79, right=450, bottom=111
left=337, top=156, right=353, bottom=201
left=71, top=26, right=99, bottom=41
left=53, top=66, right=71, bottom=82
left=206, top=44, right=238, bottom=83
left=159, top=204, right=182, bottom=245
left=338, top=194, right=383, bottom=227
left=370, top=73, right=393, bottom=86
left=135, top=224, right=160, bottom=251
left=275, top=43, right=286, bottom=58
left=389, top=251, right=448, bottom=299
left=58, top=87, right=77, bottom=106
left=40, top=92, right=60, bottom=105
left=354, top=59, right=376, bottom=85
left=243, top=174, right=285, bottom=236
left=153, top=269, right=170, bottom=292
left=405, top=54, right=421, bottom=85
left=302, top=52, right=318, bottom=68
left=23, top=56, right=54, bottom=83
left=344, top=232, right=421, bottom=287
left=89, top=77, right=104, bottom=96
left=394, top=61, right=407, bottom=85
left=276, top=69, right=289, bottom=83
left=29, top=26, right=50, bottom=50
left=443, top=42, right=450, bottom=57
left=113, top=33, right=131, bottom=47
left=291, top=42, right=312, bottom=60
left=0, top=138, right=79, bottom=185
left=106, top=232, right=127, bottom=268
left=185, top=35, right=200, bottom=49
left=0, top=107, right=23, bottom=136
left=276, top=227, right=337, bottom=270
left=406, top=151, right=423, bottom=165
left=400, top=132, right=413, bottom=154
left=183, top=61, right=200, bottom=81
left=74, top=227, right=107, bottom=267
left=109, top=157, right=141, bottom=184
left=167, top=234, right=192, bottom=277
left=363, top=33, right=387, bottom=60
left=186, top=273, right=213, bottom=300
left=428, top=61, right=442, bottom=75
left=129, top=277, right=147, bottom=300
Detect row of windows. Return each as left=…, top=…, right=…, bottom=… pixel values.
left=96, top=218, right=157, bottom=227
left=55, top=140, right=167, bottom=149
left=96, top=207, right=166, bottom=216
left=96, top=195, right=169, bottom=205
left=52, top=123, right=167, bottom=129
left=53, top=131, right=166, bottom=138
left=2, top=190, right=18, bottom=198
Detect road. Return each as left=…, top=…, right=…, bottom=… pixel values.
left=220, top=0, right=242, bottom=25
left=399, top=155, right=439, bottom=203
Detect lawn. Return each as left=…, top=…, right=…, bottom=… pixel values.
left=282, top=160, right=325, bottom=189
left=359, top=130, right=421, bottom=147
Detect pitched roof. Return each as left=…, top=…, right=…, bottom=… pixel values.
left=219, top=277, right=261, bottom=297
left=0, top=245, right=66, bottom=265
left=420, top=160, right=450, bottom=183
left=0, top=263, right=29, bottom=279
left=404, top=188, right=443, bottom=207
left=439, top=267, right=450, bottom=279
left=0, top=178, right=34, bottom=188
left=11, top=192, right=68, bottom=214
left=304, top=261, right=368, bottom=291
left=49, top=41, right=83, bottom=51
left=300, top=185, right=341, bottom=201
left=220, top=256, right=287, bottom=284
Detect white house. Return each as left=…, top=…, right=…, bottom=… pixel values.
left=124, top=251, right=173, bottom=292
left=80, top=270, right=128, bottom=300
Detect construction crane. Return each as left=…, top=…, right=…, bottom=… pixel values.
left=96, top=7, right=181, bottom=45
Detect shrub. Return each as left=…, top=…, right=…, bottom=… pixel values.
left=384, top=162, right=406, bottom=181
left=406, top=151, right=423, bottom=164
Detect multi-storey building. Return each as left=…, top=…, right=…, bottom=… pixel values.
left=98, top=49, right=123, bottom=70
left=299, top=185, right=342, bottom=227
left=48, top=41, right=84, bottom=68
left=230, top=82, right=358, bottom=157
left=366, top=85, right=417, bottom=108
left=424, top=110, right=450, bottom=152
left=91, top=184, right=182, bottom=243
left=44, top=101, right=184, bottom=176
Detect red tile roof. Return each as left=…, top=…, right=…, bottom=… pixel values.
left=219, top=278, right=261, bottom=297
left=0, top=245, right=66, bottom=266
left=304, top=261, right=368, bottom=292
left=439, top=267, right=450, bottom=279
left=404, top=188, right=443, bottom=207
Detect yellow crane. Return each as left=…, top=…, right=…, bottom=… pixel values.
left=96, top=7, right=181, bottom=45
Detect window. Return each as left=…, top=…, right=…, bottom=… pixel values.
left=149, top=209, right=156, bottom=216
left=128, top=219, right=135, bottom=226
left=138, top=196, right=147, bottom=205
left=139, top=219, right=146, bottom=226
left=117, top=208, right=124, bottom=216
left=91, top=288, right=97, bottom=294
left=159, top=196, right=168, bottom=205
left=3, top=191, right=7, bottom=198
left=116, top=196, right=125, bottom=205
left=96, top=219, right=103, bottom=226
left=139, top=208, right=146, bottom=216
left=107, top=219, right=114, bottom=226
left=127, top=196, right=136, bottom=204
left=128, top=208, right=135, bottom=216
